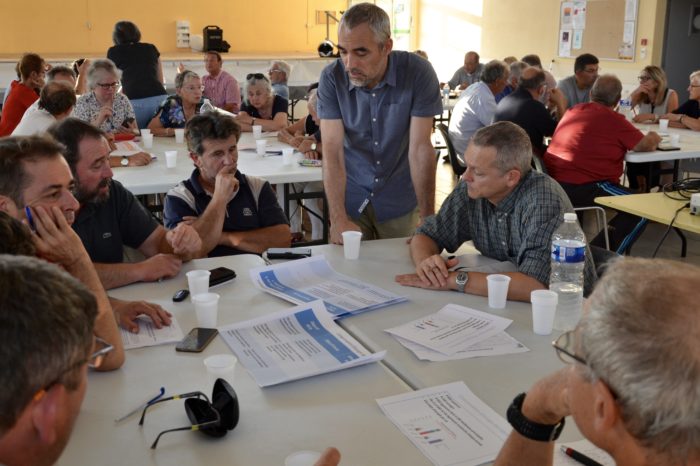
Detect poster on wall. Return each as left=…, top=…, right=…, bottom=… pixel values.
left=573, top=29, right=584, bottom=49
left=561, top=2, right=574, bottom=28
left=559, top=29, right=573, bottom=57
left=572, top=1, right=587, bottom=29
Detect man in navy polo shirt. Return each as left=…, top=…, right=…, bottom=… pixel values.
left=317, top=2, right=442, bottom=243
left=164, top=112, right=290, bottom=257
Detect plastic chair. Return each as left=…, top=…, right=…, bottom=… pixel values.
left=435, top=123, right=465, bottom=178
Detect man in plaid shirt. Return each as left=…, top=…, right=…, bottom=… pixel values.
left=396, top=121, right=596, bottom=302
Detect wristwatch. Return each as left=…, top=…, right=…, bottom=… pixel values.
left=120, top=156, right=129, bottom=167
left=455, top=271, right=469, bottom=293
left=506, top=393, right=565, bottom=442
left=310, top=142, right=317, bottom=151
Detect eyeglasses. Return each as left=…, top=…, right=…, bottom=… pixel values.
left=182, top=85, right=205, bottom=92
left=139, top=391, right=221, bottom=449
left=96, top=82, right=120, bottom=90
left=269, top=69, right=282, bottom=74
left=638, top=75, right=652, bottom=82
left=690, top=84, right=700, bottom=88
left=247, top=73, right=269, bottom=82
left=582, top=67, right=599, bottom=74
left=552, top=331, right=587, bottom=366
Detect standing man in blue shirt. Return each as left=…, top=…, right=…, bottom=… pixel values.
left=317, top=2, right=442, bottom=243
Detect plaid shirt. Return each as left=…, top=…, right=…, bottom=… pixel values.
left=417, top=171, right=597, bottom=294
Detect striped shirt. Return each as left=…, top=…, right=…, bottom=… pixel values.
left=417, top=170, right=597, bottom=293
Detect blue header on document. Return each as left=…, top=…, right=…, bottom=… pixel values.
left=294, top=308, right=358, bottom=363
left=260, top=270, right=350, bottom=316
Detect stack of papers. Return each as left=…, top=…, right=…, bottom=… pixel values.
left=219, top=300, right=385, bottom=387
left=249, top=255, right=407, bottom=318
left=120, top=315, right=184, bottom=350
left=377, top=382, right=509, bottom=466
left=385, top=304, right=528, bottom=361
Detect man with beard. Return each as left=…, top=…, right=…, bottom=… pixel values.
left=48, top=118, right=202, bottom=291
left=317, top=2, right=442, bottom=243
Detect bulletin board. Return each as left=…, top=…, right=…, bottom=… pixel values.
left=557, top=0, right=638, bottom=61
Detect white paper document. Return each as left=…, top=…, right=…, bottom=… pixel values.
left=249, top=255, right=407, bottom=318
left=377, top=381, right=509, bottom=466
left=555, top=439, right=614, bottom=466
left=120, top=315, right=184, bottom=350
left=384, top=304, right=512, bottom=356
left=218, top=300, right=386, bottom=387
left=395, top=331, right=529, bottom=361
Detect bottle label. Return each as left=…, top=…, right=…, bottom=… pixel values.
left=551, top=244, right=585, bottom=263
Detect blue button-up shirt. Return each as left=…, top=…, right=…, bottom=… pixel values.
left=318, top=50, right=442, bottom=222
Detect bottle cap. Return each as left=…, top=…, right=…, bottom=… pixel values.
left=564, top=212, right=577, bottom=222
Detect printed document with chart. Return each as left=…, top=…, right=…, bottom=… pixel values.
left=249, top=255, right=407, bottom=318
left=219, top=300, right=386, bottom=386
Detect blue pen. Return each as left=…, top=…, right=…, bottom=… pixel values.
left=114, top=387, right=165, bottom=422
left=24, top=206, right=36, bottom=232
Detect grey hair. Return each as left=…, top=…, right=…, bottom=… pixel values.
left=590, top=74, right=621, bottom=107
left=243, top=75, right=273, bottom=105
left=509, top=61, right=528, bottom=82
left=271, top=60, right=291, bottom=80
left=0, top=255, right=96, bottom=434
left=307, top=88, right=318, bottom=111
left=582, top=257, right=700, bottom=462
left=480, top=60, right=508, bottom=85
left=519, top=68, right=546, bottom=91
left=339, top=2, right=391, bottom=45
left=690, top=70, right=700, bottom=84
left=470, top=121, right=532, bottom=174
left=86, top=58, right=122, bottom=90
left=175, top=70, right=200, bottom=90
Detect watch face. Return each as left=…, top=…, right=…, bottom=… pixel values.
left=310, top=143, right=317, bottom=151
left=121, top=157, right=129, bottom=166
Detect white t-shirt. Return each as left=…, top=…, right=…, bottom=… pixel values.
left=448, top=81, right=497, bottom=157
left=11, top=107, right=57, bottom=136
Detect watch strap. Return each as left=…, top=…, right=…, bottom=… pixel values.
left=506, top=393, right=565, bottom=442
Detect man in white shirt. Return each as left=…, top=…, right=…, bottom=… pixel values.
left=12, top=81, right=75, bottom=136
left=448, top=60, right=509, bottom=157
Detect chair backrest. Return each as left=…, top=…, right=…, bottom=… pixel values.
left=436, top=123, right=466, bottom=178
left=531, top=152, right=548, bottom=174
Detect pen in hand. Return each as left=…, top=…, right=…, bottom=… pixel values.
left=114, top=387, right=165, bottom=423
left=561, top=446, right=605, bottom=466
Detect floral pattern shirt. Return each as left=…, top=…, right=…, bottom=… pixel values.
left=72, top=92, right=135, bottom=132
left=155, top=95, right=204, bottom=128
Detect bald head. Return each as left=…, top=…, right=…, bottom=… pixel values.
left=590, top=74, right=622, bottom=107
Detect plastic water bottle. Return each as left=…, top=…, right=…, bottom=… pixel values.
left=442, top=84, right=450, bottom=106
left=618, top=93, right=632, bottom=121
left=200, top=98, right=215, bottom=114
left=550, top=213, right=586, bottom=331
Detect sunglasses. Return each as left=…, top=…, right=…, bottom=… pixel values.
left=246, top=73, right=269, bottom=82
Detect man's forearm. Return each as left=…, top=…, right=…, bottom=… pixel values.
left=410, top=234, right=442, bottom=265
left=185, top=197, right=229, bottom=256
left=323, top=148, right=349, bottom=222
left=220, top=224, right=291, bottom=254
left=94, top=262, right=147, bottom=290
left=409, top=141, right=437, bottom=218
left=462, top=271, right=546, bottom=302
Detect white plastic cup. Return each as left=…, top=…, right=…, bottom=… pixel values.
left=285, top=451, right=322, bottom=466
left=174, top=128, right=185, bottom=143
left=282, top=147, right=294, bottom=166
left=165, top=150, right=178, bottom=168
left=256, top=139, right=267, bottom=156
left=486, top=274, right=511, bottom=309
left=658, top=118, right=669, bottom=132
left=140, top=129, right=151, bottom=136
left=142, top=133, right=153, bottom=149
left=670, top=133, right=680, bottom=146
left=186, top=270, right=210, bottom=296
left=252, top=125, right=263, bottom=139
left=531, top=290, right=559, bottom=335
left=342, top=231, right=362, bottom=260
left=204, top=354, right=237, bottom=387
left=192, top=292, right=220, bottom=328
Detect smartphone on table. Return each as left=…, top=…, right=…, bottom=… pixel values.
left=175, top=328, right=218, bottom=353
left=209, top=267, right=237, bottom=287
left=266, top=248, right=312, bottom=260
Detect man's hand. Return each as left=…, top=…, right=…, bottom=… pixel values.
left=137, top=254, right=182, bottom=282
left=330, top=217, right=360, bottom=244
left=414, top=254, right=459, bottom=287
left=314, top=448, right=341, bottom=466
left=166, top=223, right=202, bottom=256
left=128, top=152, right=152, bottom=166
left=30, top=205, right=85, bottom=268
left=395, top=271, right=454, bottom=291
left=521, top=368, right=572, bottom=425
left=213, top=165, right=239, bottom=203
left=177, top=62, right=186, bottom=74
left=113, top=299, right=173, bottom=333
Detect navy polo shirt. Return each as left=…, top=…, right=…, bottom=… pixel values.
left=317, top=50, right=442, bottom=222
left=494, top=87, right=558, bottom=154
left=164, top=169, right=288, bottom=257
left=72, top=179, right=159, bottom=263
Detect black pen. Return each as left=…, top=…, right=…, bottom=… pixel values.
left=561, top=446, right=604, bottom=466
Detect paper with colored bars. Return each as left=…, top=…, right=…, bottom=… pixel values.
left=218, top=300, right=386, bottom=387
left=249, top=255, right=407, bottom=318
left=377, top=381, right=510, bottom=466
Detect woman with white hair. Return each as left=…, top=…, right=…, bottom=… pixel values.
left=234, top=73, right=288, bottom=132
left=147, top=70, right=204, bottom=136
left=72, top=58, right=137, bottom=134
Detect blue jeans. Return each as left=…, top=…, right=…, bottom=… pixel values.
left=130, top=94, right=168, bottom=129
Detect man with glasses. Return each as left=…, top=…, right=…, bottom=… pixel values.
left=269, top=60, right=291, bottom=100
left=556, top=53, right=599, bottom=109
left=202, top=51, right=241, bottom=113
left=494, top=257, right=700, bottom=466
left=0, top=255, right=111, bottom=466
left=318, top=3, right=442, bottom=243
